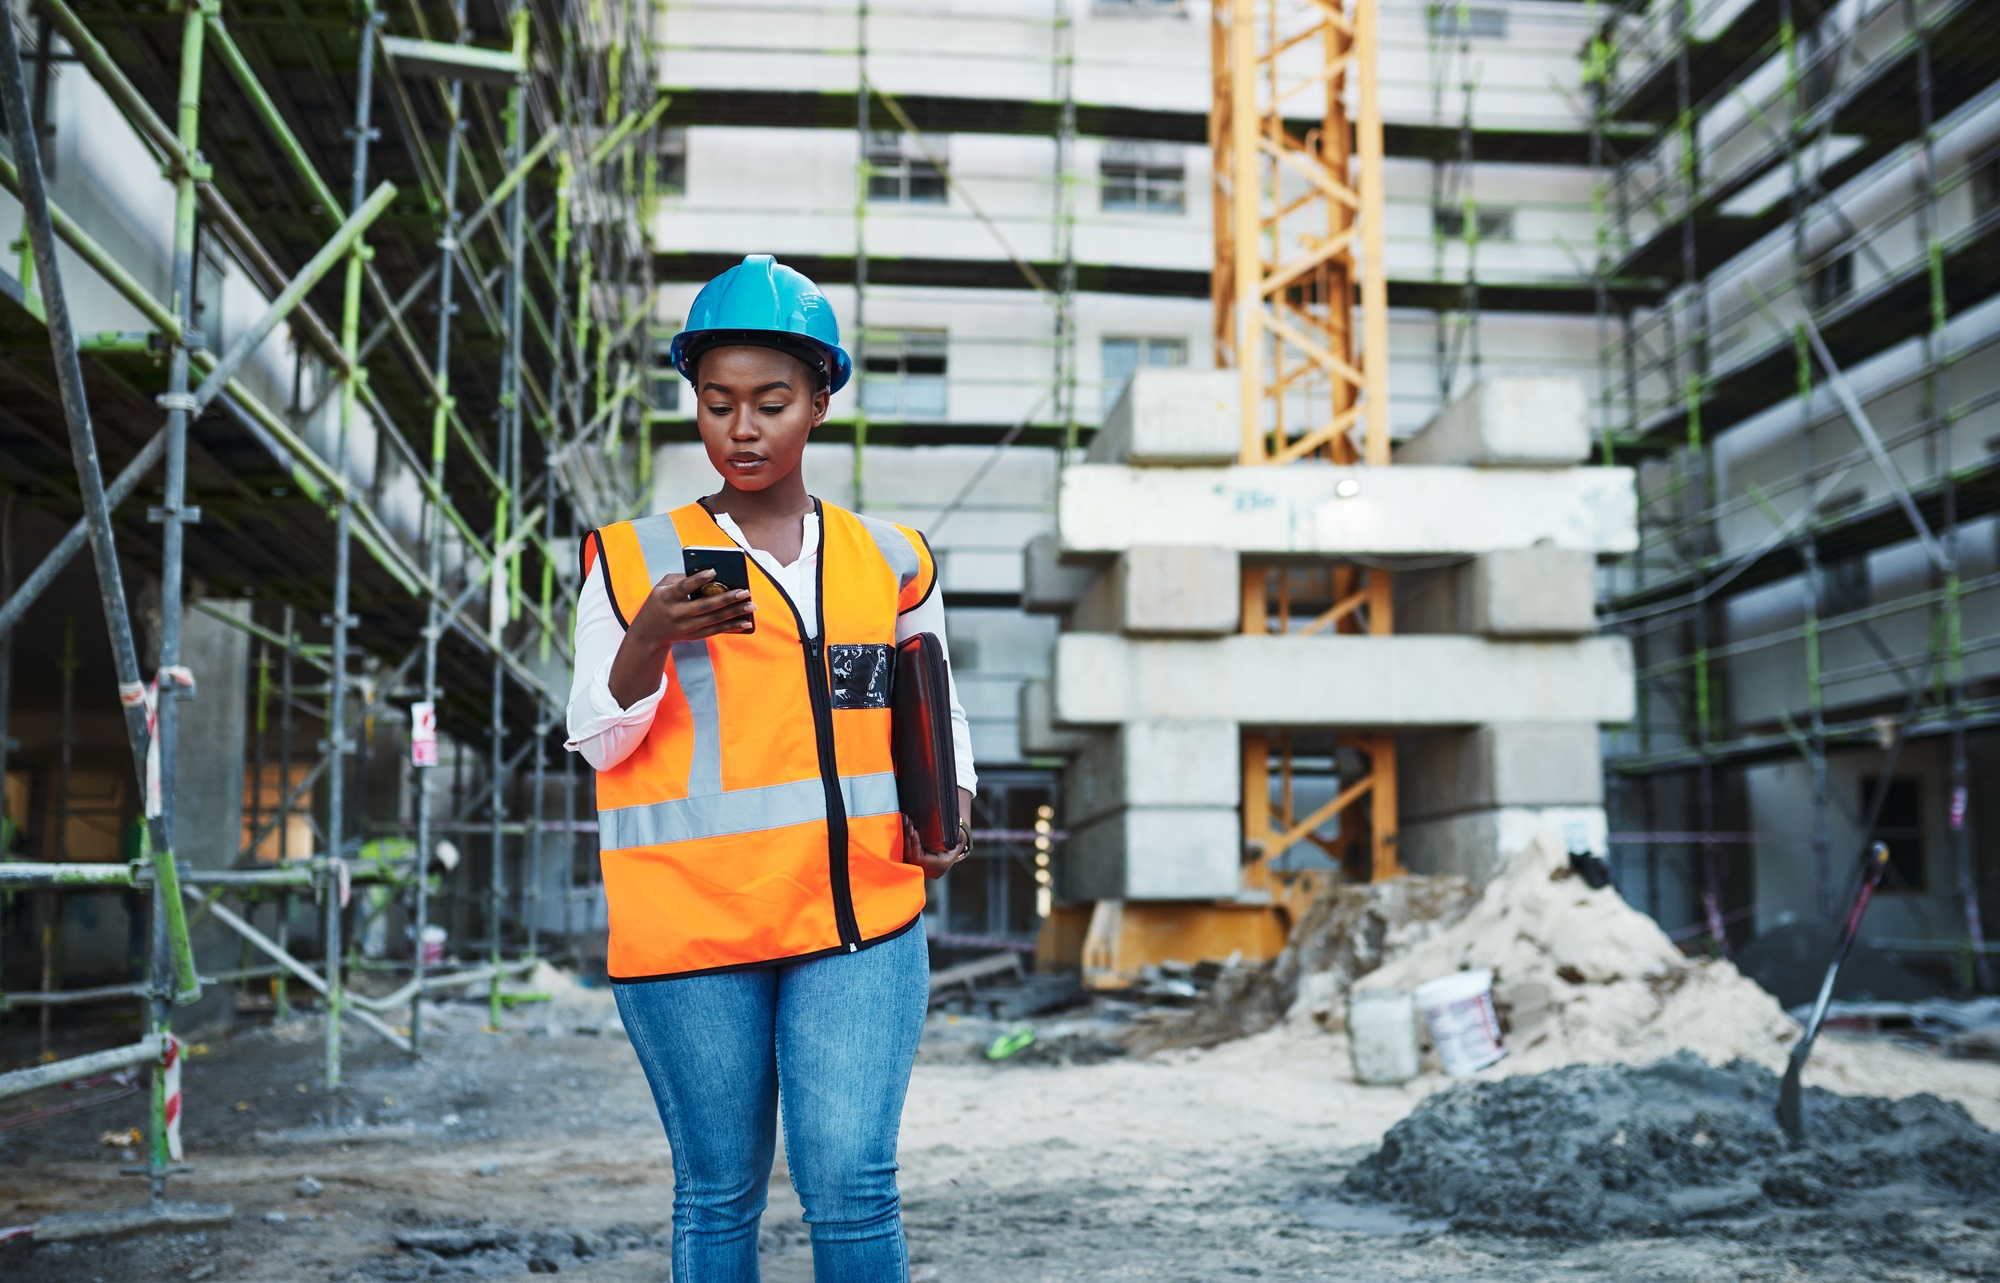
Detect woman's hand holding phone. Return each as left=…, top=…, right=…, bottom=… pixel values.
left=606, top=568, right=755, bottom=707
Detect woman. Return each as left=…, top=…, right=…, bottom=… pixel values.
left=565, top=255, right=976, bottom=1281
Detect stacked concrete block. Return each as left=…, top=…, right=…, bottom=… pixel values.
left=1021, top=369, right=1636, bottom=901
left=1090, top=369, right=1239, bottom=465
left=1396, top=725, right=1606, bottom=885
left=1386, top=377, right=1615, bottom=883
left=1022, top=532, right=1099, bottom=613
left=1061, top=721, right=1241, bottom=900
left=1390, top=376, right=1590, bottom=467
left=1398, top=548, right=1599, bottom=637
left=1067, top=546, right=1240, bottom=635
left=1018, top=678, right=1091, bottom=758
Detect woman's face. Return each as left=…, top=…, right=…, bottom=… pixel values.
left=694, top=344, right=828, bottom=492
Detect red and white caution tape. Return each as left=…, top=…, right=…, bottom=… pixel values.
left=160, top=1032, right=184, bottom=1163
left=117, top=667, right=196, bottom=819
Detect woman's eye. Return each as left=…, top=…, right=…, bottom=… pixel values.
left=760, top=403, right=786, bottom=414
left=708, top=404, right=731, bottom=415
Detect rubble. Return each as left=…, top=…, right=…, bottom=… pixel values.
left=355, top=1216, right=670, bottom=1281
left=1124, top=872, right=1480, bottom=1053
left=1342, top=1052, right=2000, bottom=1271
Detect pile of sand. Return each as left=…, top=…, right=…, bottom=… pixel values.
left=1356, top=835, right=1800, bottom=1073
left=506, top=961, right=623, bottom=1037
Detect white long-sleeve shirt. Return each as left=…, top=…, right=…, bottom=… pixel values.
left=564, top=508, right=977, bottom=793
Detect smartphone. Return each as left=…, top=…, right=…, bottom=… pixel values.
left=683, top=545, right=754, bottom=634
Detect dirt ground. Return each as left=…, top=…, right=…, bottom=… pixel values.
left=4, top=978, right=1999, bottom=1283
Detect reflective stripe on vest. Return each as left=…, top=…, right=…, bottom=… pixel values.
left=588, top=499, right=937, bottom=981
left=599, top=770, right=901, bottom=849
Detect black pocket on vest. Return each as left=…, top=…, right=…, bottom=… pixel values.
left=827, top=643, right=893, bottom=709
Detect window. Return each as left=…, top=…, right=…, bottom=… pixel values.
left=1805, top=251, right=1853, bottom=311
left=866, top=131, right=947, bottom=204
left=1434, top=205, right=1514, bottom=242
left=1861, top=777, right=1925, bottom=892
left=1093, top=0, right=1185, bottom=14
left=1428, top=5, right=1506, bottom=39
left=193, top=246, right=227, bottom=354
left=1101, top=140, right=1185, bottom=215
left=860, top=329, right=948, bottom=418
left=1101, top=335, right=1186, bottom=413
left=1973, top=158, right=2000, bottom=219
left=650, top=367, right=680, bottom=414
left=1817, top=554, right=1868, bottom=617
left=1797, top=21, right=1835, bottom=113
left=658, top=127, right=687, bottom=196
left=651, top=331, right=682, bottom=413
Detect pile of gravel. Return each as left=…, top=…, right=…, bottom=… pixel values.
left=353, top=1214, right=672, bottom=1279
left=1342, top=1053, right=2000, bottom=1242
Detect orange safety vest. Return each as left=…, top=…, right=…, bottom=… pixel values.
left=583, top=498, right=938, bottom=981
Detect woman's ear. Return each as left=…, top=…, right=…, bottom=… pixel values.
left=811, top=387, right=831, bottom=428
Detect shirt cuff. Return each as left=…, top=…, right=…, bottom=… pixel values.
left=564, top=656, right=667, bottom=747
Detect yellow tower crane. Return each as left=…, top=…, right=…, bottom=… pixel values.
left=1220, top=0, right=1401, bottom=925
left=1054, top=0, right=1400, bottom=983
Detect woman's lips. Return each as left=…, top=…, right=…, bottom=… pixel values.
left=726, top=454, right=767, bottom=472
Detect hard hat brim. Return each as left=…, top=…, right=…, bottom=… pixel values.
left=669, top=328, right=853, bottom=395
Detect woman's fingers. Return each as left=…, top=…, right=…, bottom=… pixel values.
left=684, top=615, right=752, bottom=639
left=655, top=568, right=711, bottom=596
left=900, top=815, right=967, bottom=878
left=694, top=594, right=756, bottom=622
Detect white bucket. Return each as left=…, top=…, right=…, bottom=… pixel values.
left=1347, top=988, right=1420, bottom=1085
left=419, top=925, right=447, bottom=966
left=1414, top=968, right=1506, bottom=1076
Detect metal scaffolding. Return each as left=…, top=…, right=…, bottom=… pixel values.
left=1588, top=0, right=1999, bottom=987
left=0, top=0, right=658, bottom=1214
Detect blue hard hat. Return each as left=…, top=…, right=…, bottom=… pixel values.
left=668, top=254, right=853, bottom=394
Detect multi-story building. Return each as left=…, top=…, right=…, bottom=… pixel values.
left=1596, top=0, right=2000, bottom=974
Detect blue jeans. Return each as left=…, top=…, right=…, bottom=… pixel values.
left=614, top=917, right=930, bottom=1282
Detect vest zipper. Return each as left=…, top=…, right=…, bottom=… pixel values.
left=699, top=498, right=862, bottom=953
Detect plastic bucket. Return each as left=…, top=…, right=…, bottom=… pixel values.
left=419, top=925, right=447, bottom=966
left=1414, top=968, right=1506, bottom=1075
left=1347, top=988, right=1420, bottom=1085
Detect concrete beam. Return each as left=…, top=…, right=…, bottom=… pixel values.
left=1017, top=678, right=1092, bottom=757
left=1058, top=464, right=1637, bottom=556
left=1064, top=720, right=1239, bottom=826
left=1089, top=368, right=1239, bottom=466
left=1021, top=531, right=1100, bottom=614
left=1398, top=724, right=1605, bottom=822
left=1063, top=805, right=1243, bottom=901
left=1399, top=805, right=1608, bottom=886
left=1397, top=548, right=1598, bottom=637
left=1394, top=376, right=1589, bottom=466
left=1053, top=633, right=1635, bottom=726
